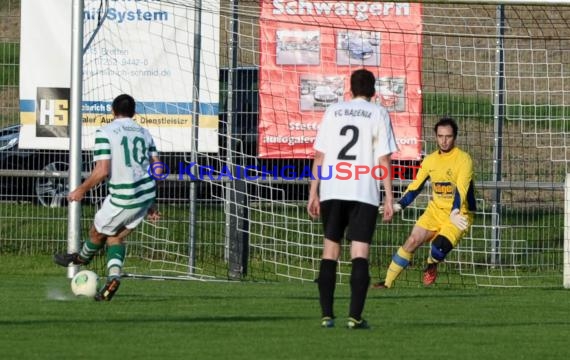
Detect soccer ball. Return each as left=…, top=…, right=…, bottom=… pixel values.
left=71, top=270, right=99, bottom=297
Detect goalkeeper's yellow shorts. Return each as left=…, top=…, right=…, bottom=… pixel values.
left=416, top=204, right=473, bottom=247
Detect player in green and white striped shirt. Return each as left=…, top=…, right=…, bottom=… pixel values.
left=54, top=94, right=161, bottom=301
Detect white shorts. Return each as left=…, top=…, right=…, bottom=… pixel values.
left=93, top=196, right=153, bottom=236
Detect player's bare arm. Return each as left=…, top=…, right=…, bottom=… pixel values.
left=307, top=150, right=324, bottom=219
left=378, top=153, right=394, bottom=222
left=149, top=155, right=162, bottom=175
left=145, top=155, right=162, bottom=222
left=67, top=159, right=110, bottom=202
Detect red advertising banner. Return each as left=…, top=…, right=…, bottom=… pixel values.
left=258, top=1, right=423, bottom=160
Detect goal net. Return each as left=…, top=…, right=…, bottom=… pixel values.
left=80, top=0, right=569, bottom=287
left=81, top=0, right=225, bottom=279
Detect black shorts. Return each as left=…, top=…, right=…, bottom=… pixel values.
left=320, top=200, right=378, bottom=244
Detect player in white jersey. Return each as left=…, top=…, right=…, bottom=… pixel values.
left=307, top=69, right=398, bottom=329
left=54, top=94, right=161, bottom=301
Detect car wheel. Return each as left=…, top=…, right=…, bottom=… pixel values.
left=34, top=161, right=70, bottom=208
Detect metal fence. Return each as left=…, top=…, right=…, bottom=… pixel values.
left=1, top=1, right=569, bottom=287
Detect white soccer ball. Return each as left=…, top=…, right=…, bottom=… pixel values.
left=71, top=270, right=99, bottom=297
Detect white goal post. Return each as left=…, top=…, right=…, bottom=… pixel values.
left=563, top=174, right=570, bottom=289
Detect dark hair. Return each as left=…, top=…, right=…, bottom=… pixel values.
left=350, top=69, right=376, bottom=99
left=112, top=94, right=136, bottom=118
left=434, top=116, right=458, bottom=139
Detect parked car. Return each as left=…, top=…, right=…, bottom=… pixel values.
left=378, top=85, right=398, bottom=108
left=313, top=85, right=338, bottom=104
left=342, top=36, right=374, bottom=60
left=0, top=118, right=273, bottom=207
left=0, top=124, right=212, bottom=207
left=0, top=124, right=103, bottom=207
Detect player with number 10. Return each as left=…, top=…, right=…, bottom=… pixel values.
left=54, top=94, right=161, bottom=301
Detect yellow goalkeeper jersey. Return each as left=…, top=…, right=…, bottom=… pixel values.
left=399, top=146, right=476, bottom=213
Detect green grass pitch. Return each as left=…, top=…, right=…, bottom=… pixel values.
left=0, top=256, right=569, bottom=360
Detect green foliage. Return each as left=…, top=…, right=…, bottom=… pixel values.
left=419, top=91, right=463, bottom=120
left=423, top=91, right=570, bottom=132
left=422, top=92, right=494, bottom=122
left=0, top=42, right=19, bottom=86
left=0, top=0, right=16, bottom=12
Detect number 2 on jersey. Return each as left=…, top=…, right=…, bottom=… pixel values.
left=337, top=125, right=359, bottom=160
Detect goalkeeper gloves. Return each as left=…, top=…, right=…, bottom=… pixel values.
left=450, top=209, right=468, bottom=230
left=378, top=203, right=402, bottom=215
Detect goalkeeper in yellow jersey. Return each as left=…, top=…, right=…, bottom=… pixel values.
left=373, top=116, right=476, bottom=288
